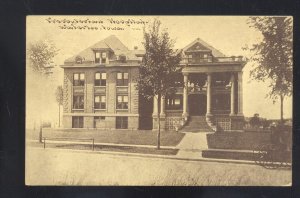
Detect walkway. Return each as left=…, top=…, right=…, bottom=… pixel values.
left=176, top=132, right=213, bottom=159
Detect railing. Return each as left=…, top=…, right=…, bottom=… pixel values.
left=188, top=86, right=207, bottom=93
left=181, top=56, right=245, bottom=64
left=109, top=59, right=142, bottom=64
left=212, top=109, right=230, bottom=114
left=172, top=85, right=230, bottom=94
left=43, top=137, right=95, bottom=151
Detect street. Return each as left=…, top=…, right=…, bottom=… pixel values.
left=25, top=147, right=291, bottom=186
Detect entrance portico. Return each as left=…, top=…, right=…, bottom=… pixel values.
left=152, top=37, right=246, bottom=131
left=181, top=69, right=244, bottom=131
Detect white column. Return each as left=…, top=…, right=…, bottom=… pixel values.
left=237, top=71, right=244, bottom=116
left=153, top=95, right=158, bottom=116
left=206, top=73, right=212, bottom=116
left=182, top=73, right=189, bottom=118
left=230, top=73, right=235, bottom=116
left=160, top=96, right=165, bottom=117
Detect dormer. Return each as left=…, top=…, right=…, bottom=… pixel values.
left=94, top=50, right=110, bottom=64
left=118, top=54, right=127, bottom=63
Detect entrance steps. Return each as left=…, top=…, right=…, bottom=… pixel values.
left=181, top=116, right=214, bottom=132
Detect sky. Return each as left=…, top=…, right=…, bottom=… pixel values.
left=26, top=16, right=293, bottom=128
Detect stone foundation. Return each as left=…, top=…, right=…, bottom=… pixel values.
left=62, top=115, right=138, bottom=130
left=214, top=115, right=244, bottom=131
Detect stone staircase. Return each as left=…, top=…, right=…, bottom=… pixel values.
left=181, top=116, right=215, bottom=132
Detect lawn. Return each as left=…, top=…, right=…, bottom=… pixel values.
left=26, top=128, right=185, bottom=146
left=26, top=148, right=292, bottom=186
left=28, top=141, right=179, bottom=155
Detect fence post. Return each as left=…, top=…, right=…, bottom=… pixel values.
left=92, top=139, right=94, bottom=151
left=43, top=138, right=46, bottom=149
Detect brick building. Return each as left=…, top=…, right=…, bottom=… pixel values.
left=61, top=35, right=246, bottom=131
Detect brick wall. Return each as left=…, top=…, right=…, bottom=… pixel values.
left=84, top=116, right=94, bottom=128
left=62, top=67, right=140, bottom=129
left=128, top=116, right=139, bottom=130
left=107, top=69, right=116, bottom=114
left=62, top=115, right=72, bottom=128
left=63, top=71, right=72, bottom=113
left=129, top=68, right=139, bottom=114
left=85, top=70, right=94, bottom=113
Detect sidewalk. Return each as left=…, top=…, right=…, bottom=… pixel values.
left=26, top=134, right=256, bottom=165
left=175, top=132, right=213, bottom=159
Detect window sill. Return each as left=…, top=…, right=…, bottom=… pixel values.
left=94, top=86, right=106, bottom=88
left=72, top=109, right=84, bottom=111
left=116, top=86, right=129, bottom=87
left=94, top=109, right=106, bottom=111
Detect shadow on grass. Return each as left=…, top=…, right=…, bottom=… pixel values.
left=30, top=142, right=179, bottom=155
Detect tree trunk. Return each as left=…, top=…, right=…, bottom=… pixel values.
left=280, top=94, right=284, bottom=124
left=157, top=94, right=161, bottom=150
left=58, top=104, right=61, bottom=128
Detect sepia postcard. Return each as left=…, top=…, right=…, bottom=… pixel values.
left=25, top=15, right=292, bottom=186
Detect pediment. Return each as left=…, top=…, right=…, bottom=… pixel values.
left=185, top=42, right=211, bottom=52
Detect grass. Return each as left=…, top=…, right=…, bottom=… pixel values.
left=26, top=148, right=292, bottom=186
left=28, top=141, right=178, bottom=155
left=27, top=128, right=185, bottom=146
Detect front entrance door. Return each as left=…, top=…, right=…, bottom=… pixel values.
left=188, top=94, right=206, bottom=116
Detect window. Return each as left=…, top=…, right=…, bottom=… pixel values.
left=95, top=72, right=106, bottom=86
left=95, top=52, right=101, bottom=63
left=73, top=95, right=84, bottom=109
left=116, top=117, right=128, bottom=129
left=101, top=52, right=107, bottom=63
left=72, top=116, right=83, bottom=128
left=73, top=73, right=85, bottom=86
left=166, top=95, right=183, bottom=110
left=116, top=95, right=128, bottom=109
left=75, top=56, right=83, bottom=64
left=119, top=55, right=126, bottom=63
left=116, top=72, right=129, bottom=86
left=94, top=95, right=106, bottom=109
left=95, top=52, right=107, bottom=63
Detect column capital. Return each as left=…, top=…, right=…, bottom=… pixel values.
left=183, top=72, right=189, bottom=77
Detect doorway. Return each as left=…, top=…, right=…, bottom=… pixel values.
left=188, top=94, right=206, bottom=116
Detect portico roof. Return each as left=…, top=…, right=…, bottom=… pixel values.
left=182, top=38, right=226, bottom=57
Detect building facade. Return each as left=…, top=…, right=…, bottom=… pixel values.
left=61, top=35, right=246, bottom=131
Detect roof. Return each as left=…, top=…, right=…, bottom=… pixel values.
left=64, top=36, right=235, bottom=66
left=182, top=38, right=226, bottom=57
left=64, top=35, right=137, bottom=63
